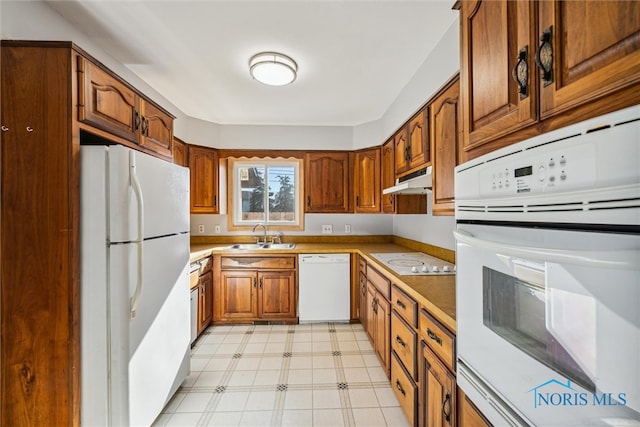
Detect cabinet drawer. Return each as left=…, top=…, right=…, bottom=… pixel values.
left=221, top=256, right=295, bottom=270
left=419, top=309, right=455, bottom=371
left=391, top=352, right=418, bottom=426
left=391, top=285, right=417, bottom=327
left=391, top=311, right=417, bottom=381
left=367, top=265, right=390, bottom=299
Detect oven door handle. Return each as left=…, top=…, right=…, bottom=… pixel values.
left=453, top=229, right=639, bottom=270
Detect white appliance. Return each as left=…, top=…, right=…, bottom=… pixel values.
left=298, top=254, right=351, bottom=323
left=454, top=106, right=640, bottom=426
left=369, top=252, right=455, bottom=275
left=81, top=145, right=191, bottom=427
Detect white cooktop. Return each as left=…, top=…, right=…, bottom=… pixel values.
left=370, top=252, right=455, bottom=276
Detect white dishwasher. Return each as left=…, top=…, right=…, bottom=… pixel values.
left=298, top=254, right=351, bottom=323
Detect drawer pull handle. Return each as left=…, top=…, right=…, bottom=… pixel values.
left=395, top=380, right=406, bottom=396
left=442, top=392, right=451, bottom=423
left=395, top=335, right=406, bottom=348
left=395, top=299, right=406, bottom=309
left=427, top=328, right=442, bottom=346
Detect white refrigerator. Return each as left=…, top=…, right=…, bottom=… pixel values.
left=81, top=145, right=191, bottom=426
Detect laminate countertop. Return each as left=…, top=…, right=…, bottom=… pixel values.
left=190, top=242, right=456, bottom=333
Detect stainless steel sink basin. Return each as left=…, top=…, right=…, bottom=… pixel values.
left=260, top=243, right=296, bottom=249
left=226, top=243, right=296, bottom=250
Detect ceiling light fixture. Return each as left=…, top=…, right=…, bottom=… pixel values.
left=249, top=52, right=297, bottom=86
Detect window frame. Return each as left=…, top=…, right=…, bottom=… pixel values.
left=227, top=157, right=304, bottom=231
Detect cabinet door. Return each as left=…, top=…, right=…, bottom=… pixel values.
left=538, top=1, right=640, bottom=119
left=460, top=0, right=538, bottom=153
left=258, top=270, right=296, bottom=319
left=173, top=137, right=188, bottom=167
left=431, top=78, right=460, bottom=216
left=457, top=387, right=492, bottom=427
left=421, top=343, right=456, bottom=427
left=200, top=270, right=213, bottom=330
left=139, top=99, right=173, bottom=159
left=394, top=126, right=410, bottom=175
left=354, top=147, right=381, bottom=213
left=381, top=138, right=396, bottom=213
left=374, top=294, right=391, bottom=376
left=365, top=282, right=377, bottom=343
left=304, top=152, right=351, bottom=213
left=189, top=145, right=219, bottom=214
left=77, top=56, right=139, bottom=142
left=359, top=260, right=368, bottom=324
left=407, top=108, right=429, bottom=171
left=219, top=270, right=257, bottom=320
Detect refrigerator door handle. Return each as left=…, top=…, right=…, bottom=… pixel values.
left=129, top=150, right=145, bottom=318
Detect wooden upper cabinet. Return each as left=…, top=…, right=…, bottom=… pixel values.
left=78, top=56, right=138, bottom=142
left=394, top=126, right=410, bottom=175
left=407, top=108, right=430, bottom=171
left=188, top=145, right=219, bottom=214
left=538, top=1, right=640, bottom=118
left=77, top=56, right=174, bottom=160
left=304, top=152, right=351, bottom=213
left=172, top=137, right=189, bottom=167
left=382, top=138, right=427, bottom=215
left=381, top=139, right=396, bottom=213
left=460, top=0, right=538, bottom=155
left=431, top=77, right=460, bottom=216
left=138, top=99, right=173, bottom=159
left=354, top=147, right=381, bottom=213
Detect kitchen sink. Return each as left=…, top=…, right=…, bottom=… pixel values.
left=226, top=243, right=296, bottom=250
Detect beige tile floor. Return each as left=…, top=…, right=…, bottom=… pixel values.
left=152, top=323, right=410, bottom=427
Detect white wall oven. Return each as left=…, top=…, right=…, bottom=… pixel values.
left=454, top=106, right=640, bottom=426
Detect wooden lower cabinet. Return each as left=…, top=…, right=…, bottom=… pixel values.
left=457, top=388, right=492, bottom=427
left=421, top=342, right=456, bottom=427
left=365, top=281, right=391, bottom=376
left=215, top=255, right=297, bottom=324
left=258, top=270, right=296, bottom=319
left=198, top=270, right=213, bottom=333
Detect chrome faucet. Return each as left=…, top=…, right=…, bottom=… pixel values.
left=252, top=223, right=268, bottom=244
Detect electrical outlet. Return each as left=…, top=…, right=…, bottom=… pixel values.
left=214, top=225, right=221, bottom=233
left=321, top=224, right=333, bottom=234
left=198, top=224, right=205, bottom=233
left=345, top=224, right=351, bottom=233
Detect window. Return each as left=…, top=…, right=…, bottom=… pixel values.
left=228, top=158, right=304, bottom=230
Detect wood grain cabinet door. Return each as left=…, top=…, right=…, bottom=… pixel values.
left=421, top=343, right=457, bottom=427
left=407, top=108, right=430, bottom=171
left=431, top=78, right=460, bottom=216
left=304, top=152, right=351, bottom=213
left=374, top=294, right=391, bottom=376
left=537, top=0, right=640, bottom=119
left=394, top=126, right=410, bottom=175
left=138, top=99, right=173, bottom=159
left=460, top=0, right=538, bottom=154
left=219, top=270, right=258, bottom=320
left=78, top=56, right=139, bottom=142
left=258, top=270, right=296, bottom=319
left=381, top=138, right=396, bottom=213
left=173, top=137, right=189, bottom=167
left=200, top=270, right=213, bottom=331
left=354, top=147, right=381, bottom=213
left=188, top=145, right=219, bottom=214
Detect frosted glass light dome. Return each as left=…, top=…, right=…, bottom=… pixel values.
left=249, top=52, right=297, bottom=86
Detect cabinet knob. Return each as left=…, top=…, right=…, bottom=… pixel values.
left=26, top=126, right=34, bottom=132
left=1, top=126, right=8, bottom=132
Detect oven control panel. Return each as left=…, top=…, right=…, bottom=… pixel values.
left=479, top=141, right=596, bottom=196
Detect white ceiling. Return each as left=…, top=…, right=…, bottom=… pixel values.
left=46, top=0, right=458, bottom=127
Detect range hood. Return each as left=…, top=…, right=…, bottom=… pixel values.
left=383, top=166, right=432, bottom=195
